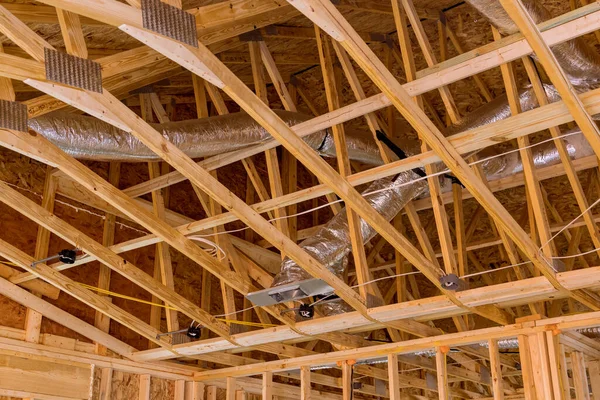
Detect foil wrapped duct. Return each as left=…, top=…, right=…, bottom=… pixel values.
left=273, top=172, right=428, bottom=315
left=27, top=110, right=384, bottom=165
left=445, top=85, right=561, bottom=136
left=465, top=0, right=600, bottom=91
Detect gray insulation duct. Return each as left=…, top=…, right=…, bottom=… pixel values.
left=28, top=110, right=383, bottom=166
left=25, top=0, right=600, bottom=318
left=466, top=0, right=600, bottom=91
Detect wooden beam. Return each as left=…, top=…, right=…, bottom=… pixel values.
left=488, top=340, right=504, bottom=400
left=498, top=0, right=600, bottom=160
left=95, top=162, right=120, bottom=355
left=436, top=347, right=449, bottom=400
left=283, top=0, right=598, bottom=311
left=99, top=368, right=113, bottom=400
left=134, top=264, right=600, bottom=362
left=314, top=26, right=373, bottom=304
left=571, top=351, right=591, bottom=400
left=262, top=371, right=273, bottom=400
left=300, top=366, right=311, bottom=400
left=139, top=375, right=151, bottom=400
left=68, top=3, right=600, bottom=201
left=189, top=310, right=600, bottom=380
left=0, top=276, right=136, bottom=358
left=341, top=361, right=352, bottom=400
left=388, top=354, right=401, bottom=400
left=56, top=8, right=87, bottom=58
left=0, top=176, right=232, bottom=341
left=24, top=167, right=57, bottom=345
left=142, top=94, right=179, bottom=334
left=0, top=235, right=173, bottom=350
left=118, top=23, right=515, bottom=325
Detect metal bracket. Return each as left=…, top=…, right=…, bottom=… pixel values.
left=141, top=0, right=198, bottom=47
left=44, top=48, right=103, bottom=93
left=0, top=100, right=28, bottom=132
left=239, top=29, right=264, bottom=42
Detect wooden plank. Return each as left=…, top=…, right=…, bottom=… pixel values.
left=0, top=353, right=91, bottom=399
left=488, top=340, right=504, bottom=400
left=143, top=94, right=179, bottom=333
left=300, top=366, right=311, bottom=400
left=388, top=354, right=401, bottom=400
left=248, top=40, right=290, bottom=242
left=175, top=380, right=186, bottom=400
left=314, top=26, right=374, bottom=304
left=546, top=331, right=569, bottom=400
left=226, top=377, right=236, bottom=400
left=262, top=371, right=273, bottom=400
left=492, top=26, right=556, bottom=262
left=589, top=360, right=600, bottom=400
left=571, top=351, right=591, bottom=400
left=436, top=347, right=449, bottom=400
left=139, top=374, right=151, bottom=400
left=0, top=276, right=135, bottom=357
left=24, top=167, right=57, bottom=345
left=341, top=361, right=352, bottom=400
left=56, top=9, right=87, bottom=58
left=400, top=0, right=460, bottom=123
left=99, top=368, right=113, bottom=400
left=95, top=161, right=120, bottom=355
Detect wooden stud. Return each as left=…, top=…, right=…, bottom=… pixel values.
left=388, top=353, right=401, bottom=400
left=56, top=9, right=87, bottom=58
left=139, top=374, right=151, bottom=400
left=206, top=386, right=217, bottom=400
left=226, top=377, right=236, bottom=400
left=24, top=166, right=57, bottom=345
left=341, top=361, right=352, bottom=400
left=262, top=371, right=273, bottom=400
left=175, top=380, right=186, bottom=400
left=436, top=347, right=449, bottom=400
left=589, top=360, right=600, bottom=400
left=300, top=366, right=311, bottom=400
left=488, top=340, right=504, bottom=400
left=572, top=351, right=591, bottom=400
left=99, top=368, right=113, bottom=400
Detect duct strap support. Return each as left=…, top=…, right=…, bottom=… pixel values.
left=239, top=29, right=264, bottom=42
left=141, top=0, right=198, bottom=48
left=44, top=48, right=102, bottom=93
left=0, top=100, right=28, bottom=132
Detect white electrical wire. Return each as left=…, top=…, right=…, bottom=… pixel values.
left=191, top=130, right=583, bottom=241
left=213, top=304, right=259, bottom=318
left=188, top=235, right=227, bottom=260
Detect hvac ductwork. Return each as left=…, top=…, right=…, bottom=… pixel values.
left=25, top=0, right=600, bottom=319
left=466, top=0, right=600, bottom=91
left=28, top=110, right=384, bottom=166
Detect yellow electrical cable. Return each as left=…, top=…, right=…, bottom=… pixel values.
left=0, top=261, right=275, bottom=328
left=76, top=282, right=276, bottom=328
